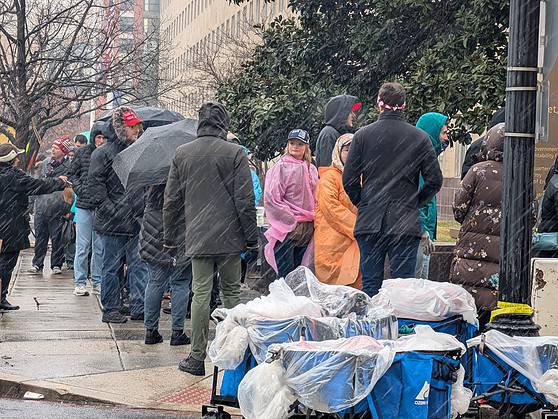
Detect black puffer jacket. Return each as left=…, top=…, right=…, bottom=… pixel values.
left=0, top=162, right=66, bottom=252
left=140, top=184, right=187, bottom=265
left=88, top=107, right=145, bottom=236
left=68, top=121, right=105, bottom=210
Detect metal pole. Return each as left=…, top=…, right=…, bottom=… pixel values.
left=489, top=0, right=541, bottom=336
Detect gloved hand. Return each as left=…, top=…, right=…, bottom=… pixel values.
left=420, top=232, right=435, bottom=256
left=245, top=241, right=259, bottom=264
left=162, top=245, right=178, bottom=267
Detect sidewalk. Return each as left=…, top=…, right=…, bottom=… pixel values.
left=0, top=249, right=256, bottom=415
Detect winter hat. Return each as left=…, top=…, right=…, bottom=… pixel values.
left=52, top=136, right=73, bottom=155
left=74, top=134, right=88, bottom=146
left=0, top=143, right=24, bottom=163
left=332, top=133, right=354, bottom=171
left=287, top=129, right=310, bottom=144
left=484, top=123, right=505, bottom=162
left=416, top=112, right=448, bottom=156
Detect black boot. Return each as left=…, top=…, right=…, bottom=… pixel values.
left=102, top=310, right=127, bottom=323
left=145, top=329, right=163, bottom=345
left=170, top=330, right=190, bottom=346
left=0, top=300, right=20, bottom=310
left=178, top=355, right=205, bottom=376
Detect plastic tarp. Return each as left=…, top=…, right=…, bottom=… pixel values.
left=209, top=269, right=395, bottom=370
left=238, top=327, right=470, bottom=419
left=284, top=266, right=383, bottom=317
left=373, top=277, right=478, bottom=325
left=468, top=330, right=558, bottom=406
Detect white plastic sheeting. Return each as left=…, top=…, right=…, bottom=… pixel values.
left=468, top=330, right=558, bottom=405
left=240, top=336, right=395, bottom=417
left=373, top=277, right=478, bottom=325
left=238, top=327, right=470, bottom=419
left=209, top=269, right=395, bottom=370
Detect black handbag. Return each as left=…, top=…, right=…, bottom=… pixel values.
left=61, top=219, right=76, bottom=244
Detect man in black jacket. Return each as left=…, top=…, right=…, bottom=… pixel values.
left=29, top=137, right=72, bottom=275
left=164, top=102, right=257, bottom=376
left=343, top=82, right=443, bottom=297
left=89, top=107, right=148, bottom=323
left=68, top=121, right=107, bottom=297
left=0, top=144, right=69, bottom=310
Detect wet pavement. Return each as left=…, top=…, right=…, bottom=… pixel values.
left=0, top=249, right=255, bottom=414
left=0, top=398, right=199, bottom=418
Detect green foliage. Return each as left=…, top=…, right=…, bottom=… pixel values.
left=220, top=0, right=508, bottom=159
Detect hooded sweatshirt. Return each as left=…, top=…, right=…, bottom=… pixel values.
left=315, top=95, right=358, bottom=167
left=416, top=112, right=448, bottom=239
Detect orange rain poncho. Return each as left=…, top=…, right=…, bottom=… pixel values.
left=314, top=134, right=361, bottom=288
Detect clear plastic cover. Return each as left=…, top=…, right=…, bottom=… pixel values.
left=468, top=330, right=558, bottom=405
left=269, top=336, right=395, bottom=413
left=209, top=271, right=397, bottom=370
left=284, top=267, right=388, bottom=318
left=238, top=327, right=467, bottom=417
left=373, top=277, right=478, bottom=325
left=451, top=366, right=474, bottom=418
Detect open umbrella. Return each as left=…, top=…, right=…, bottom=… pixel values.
left=96, top=106, right=185, bottom=130
left=113, top=118, right=198, bottom=189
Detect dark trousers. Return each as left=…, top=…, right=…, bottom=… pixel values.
left=274, top=239, right=307, bottom=278
left=33, top=214, right=65, bottom=269
left=0, top=251, right=20, bottom=302
left=356, top=233, right=421, bottom=298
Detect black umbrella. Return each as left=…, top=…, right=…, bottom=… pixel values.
left=113, top=118, right=198, bottom=189
left=96, top=106, right=185, bottom=129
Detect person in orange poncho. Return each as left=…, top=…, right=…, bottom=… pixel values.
left=314, top=133, right=361, bottom=288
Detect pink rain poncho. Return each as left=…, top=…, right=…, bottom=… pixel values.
left=264, top=155, right=319, bottom=274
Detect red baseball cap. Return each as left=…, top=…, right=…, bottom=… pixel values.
left=352, top=102, right=362, bottom=112
left=122, top=111, right=143, bottom=127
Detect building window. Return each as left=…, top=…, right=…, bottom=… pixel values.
left=120, top=16, right=134, bottom=32
left=255, top=0, right=260, bottom=23
left=279, top=0, right=285, bottom=12
left=231, top=14, right=236, bottom=37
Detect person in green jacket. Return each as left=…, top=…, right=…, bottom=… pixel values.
left=416, top=112, right=449, bottom=279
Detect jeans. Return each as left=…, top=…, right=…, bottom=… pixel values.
left=33, top=214, right=65, bottom=269
left=74, top=208, right=103, bottom=287
left=145, top=262, right=192, bottom=331
left=415, top=246, right=431, bottom=279
left=0, top=251, right=19, bottom=302
left=356, top=233, right=421, bottom=297
left=274, top=239, right=307, bottom=278
left=100, top=234, right=148, bottom=316
left=190, top=255, right=241, bottom=361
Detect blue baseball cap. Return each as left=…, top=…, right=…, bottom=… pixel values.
left=287, top=129, right=310, bottom=144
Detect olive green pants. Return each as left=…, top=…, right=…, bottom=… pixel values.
left=190, top=255, right=241, bottom=361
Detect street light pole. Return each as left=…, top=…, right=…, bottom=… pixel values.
left=488, top=0, right=540, bottom=336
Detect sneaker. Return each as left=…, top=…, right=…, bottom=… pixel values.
left=145, top=329, right=163, bottom=345
left=178, top=355, right=205, bottom=376
left=102, top=310, right=127, bottom=324
left=91, top=285, right=101, bottom=295
left=170, top=331, right=190, bottom=346
left=28, top=266, right=41, bottom=274
left=73, top=285, right=89, bottom=296
left=130, top=312, right=144, bottom=321
left=52, top=267, right=62, bottom=275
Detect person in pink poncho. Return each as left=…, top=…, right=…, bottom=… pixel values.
left=264, top=129, right=319, bottom=278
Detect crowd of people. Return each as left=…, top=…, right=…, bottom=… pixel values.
left=2, top=80, right=547, bottom=374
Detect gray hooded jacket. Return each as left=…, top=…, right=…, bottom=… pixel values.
left=315, top=95, right=358, bottom=167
